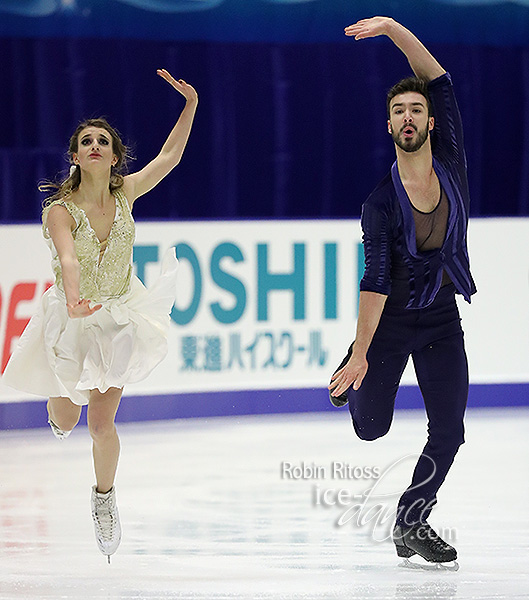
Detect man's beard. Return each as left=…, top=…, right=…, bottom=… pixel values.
left=392, top=124, right=429, bottom=153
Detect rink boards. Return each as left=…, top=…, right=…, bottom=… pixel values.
left=0, top=218, right=528, bottom=429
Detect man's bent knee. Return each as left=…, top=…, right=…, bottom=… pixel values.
left=352, top=416, right=392, bottom=441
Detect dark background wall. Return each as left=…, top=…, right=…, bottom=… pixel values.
left=1, top=0, right=529, bottom=222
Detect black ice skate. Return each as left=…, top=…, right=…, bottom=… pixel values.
left=328, top=343, right=353, bottom=407
left=393, top=523, right=459, bottom=571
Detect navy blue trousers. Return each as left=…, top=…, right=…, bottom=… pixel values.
left=347, top=284, right=468, bottom=527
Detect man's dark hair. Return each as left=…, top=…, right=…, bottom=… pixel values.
left=386, top=77, right=433, bottom=118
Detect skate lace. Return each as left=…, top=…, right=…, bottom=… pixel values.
left=430, top=536, right=449, bottom=551
left=93, top=494, right=117, bottom=540
left=421, top=525, right=451, bottom=551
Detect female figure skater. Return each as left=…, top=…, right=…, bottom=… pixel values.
left=3, top=69, right=198, bottom=562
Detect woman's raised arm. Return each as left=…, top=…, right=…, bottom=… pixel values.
left=123, top=69, right=198, bottom=205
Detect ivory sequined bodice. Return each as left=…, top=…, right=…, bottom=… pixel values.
left=43, top=190, right=135, bottom=301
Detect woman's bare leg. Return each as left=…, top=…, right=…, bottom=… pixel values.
left=47, top=396, right=82, bottom=432
left=87, top=387, right=123, bottom=493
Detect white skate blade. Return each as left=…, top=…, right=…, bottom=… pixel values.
left=399, top=557, right=460, bottom=572
left=48, top=419, right=72, bottom=440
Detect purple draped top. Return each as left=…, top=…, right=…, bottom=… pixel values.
left=359, top=72, right=477, bottom=309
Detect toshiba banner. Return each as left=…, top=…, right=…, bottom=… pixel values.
left=0, top=220, right=362, bottom=403
left=1, top=218, right=529, bottom=406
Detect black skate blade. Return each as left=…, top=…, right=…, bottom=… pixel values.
left=107, top=555, right=111, bottom=565
left=399, top=557, right=459, bottom=572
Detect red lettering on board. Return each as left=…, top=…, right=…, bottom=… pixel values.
left=1, top=281, right=54, bottom=374
left=1, top=283, right=37, bottom=373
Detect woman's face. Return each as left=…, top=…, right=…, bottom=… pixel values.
left=73, top=126, right=117, bottom=173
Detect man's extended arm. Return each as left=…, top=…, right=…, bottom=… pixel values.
left=329, top=198, right=392, bottom=395
left=345, top=17, right=445, bottom=82
left=328, top=291, right=387, bottom=396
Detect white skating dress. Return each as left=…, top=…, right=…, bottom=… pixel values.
left=2, top=190, right=178, bottom=406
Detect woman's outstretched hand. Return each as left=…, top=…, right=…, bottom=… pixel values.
left=67, top=299, right=102, bottom=319
left=157, top=69, right=198, bottom=103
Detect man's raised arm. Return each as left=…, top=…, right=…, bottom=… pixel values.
left=345, top=17, right=445, bottom=82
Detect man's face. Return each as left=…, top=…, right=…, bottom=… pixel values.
left=387, top=92, right=434, bottom=153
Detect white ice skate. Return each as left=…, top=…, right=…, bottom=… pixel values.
left=48, top=419, right=72, bottom=440
left=91, top=486, right=122, bottom=563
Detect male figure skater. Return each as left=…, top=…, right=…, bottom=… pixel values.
left=328, top=17, right=476, bottom=565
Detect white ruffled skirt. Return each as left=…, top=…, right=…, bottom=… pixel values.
left=2, top=250, right=178, bottom=406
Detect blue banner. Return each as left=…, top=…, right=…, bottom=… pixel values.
left=0, top=0, right=528, bottom=45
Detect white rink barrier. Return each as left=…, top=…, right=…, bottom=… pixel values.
left=0, top=218, right=528, bottom=425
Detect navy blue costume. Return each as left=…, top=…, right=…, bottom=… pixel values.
left=350, top=72, right=476, bottom=527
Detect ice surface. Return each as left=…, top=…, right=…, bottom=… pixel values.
left=1, top=407, right=528, bottom=599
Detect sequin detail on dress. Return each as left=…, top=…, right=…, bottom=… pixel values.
left=42, top=191, right=135, bottom=301
left=3, top=190, right=178, bottom=406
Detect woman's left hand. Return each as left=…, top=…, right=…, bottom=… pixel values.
left=157, top=69, right=198, bottom=103
left=67, top=299, right=102, bottom=319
